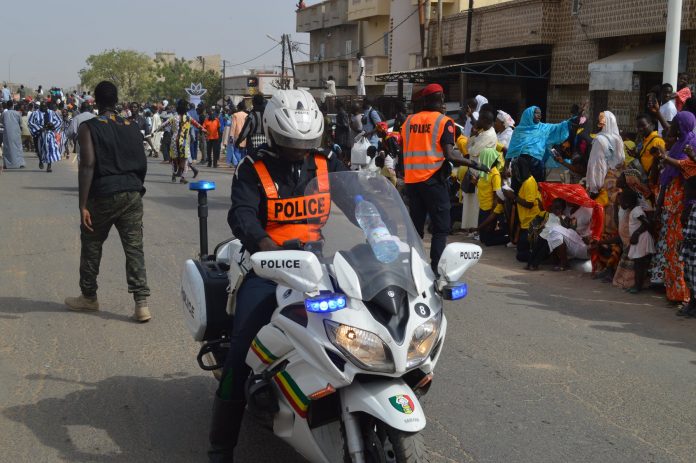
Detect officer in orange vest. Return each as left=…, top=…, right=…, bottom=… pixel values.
left=209, top=89, right=346, bottom=462
left=400, top=83, right=486, bottom=273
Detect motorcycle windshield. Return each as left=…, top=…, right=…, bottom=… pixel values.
left=305, top=171, right=426, bottom=301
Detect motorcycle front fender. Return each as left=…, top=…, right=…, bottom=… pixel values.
left=341, top=379, right=426, bottom=433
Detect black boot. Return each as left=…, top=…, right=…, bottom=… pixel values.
left=192, top=165, right=200, bottom=178
left=208, top=397, right=245, bottom=463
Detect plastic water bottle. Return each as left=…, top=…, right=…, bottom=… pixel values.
left=354, top=195, right=400, bottom=264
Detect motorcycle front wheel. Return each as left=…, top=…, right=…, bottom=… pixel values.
left=343, top=414, right=429, bottom=463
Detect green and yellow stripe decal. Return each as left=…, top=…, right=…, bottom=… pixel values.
left=251, top=337, right=279, bottom=365
left=274, top=371, right=309, bottom=419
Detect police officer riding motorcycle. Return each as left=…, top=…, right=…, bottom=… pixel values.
left=208, top=89, right=346, bottom=462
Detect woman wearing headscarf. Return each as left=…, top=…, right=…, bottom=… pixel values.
left=476, top=148, right=508, bottom=246
left=495, top=110, right=515, bottom=149
left=648, top=111, right=695, bottom=305
left=506, top=106, right=575, bottom=183
left=460, top=109, right=498, bottom=233
left=586, top=111, right=625, bottom=236
left=462, top=95, right=488, bottom=137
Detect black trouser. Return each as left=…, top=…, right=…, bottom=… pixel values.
left=207, top=138, right=221, bottom=167
left=529, top=236, right=551, bottom=267
left=218, top=272, right=277, bottom=401
left=406, top=179, right=450, bottom=273
left=517, top=229, right=531, bottom=262
left=477, top=208, right=509, bottom=247
left=161, top=132, right=171, bottom=162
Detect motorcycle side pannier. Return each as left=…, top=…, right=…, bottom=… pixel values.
left=181, top=259, right=232, bottom=341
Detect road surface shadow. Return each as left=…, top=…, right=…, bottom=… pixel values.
left=0, top=297, right=134, bottom=324
left=145, top=195, right=230, bottom=211
left=480, top=265, right=696, bottom=357
left=3, top=373, right=305, bottom=463
left=22, top=186, right=78, bottom=193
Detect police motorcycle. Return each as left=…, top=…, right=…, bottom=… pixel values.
left=181, top=170, right=482, bottom=462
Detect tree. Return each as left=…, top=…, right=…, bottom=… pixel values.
left=150, top=58, right=221, bottom=107
left=79, top=49, right=155, bottom=102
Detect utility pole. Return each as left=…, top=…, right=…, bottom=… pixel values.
left=286, top=35, right=296, bottom=89
left=663, top=0, right=683, bottom=88
left=221, top=60, right=226, bottom=107
left=281, top=33, right=287, bottom=90
left=423, top=0, right=431, bottom=67
left=465, top=0, right=474, bottom=63
left=437, top=0, right=443, bottom=66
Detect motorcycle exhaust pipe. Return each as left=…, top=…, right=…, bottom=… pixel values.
left=189, top=181, right=216, bottom=260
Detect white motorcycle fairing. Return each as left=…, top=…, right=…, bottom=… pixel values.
left=341, top=380, right=425, bottom=432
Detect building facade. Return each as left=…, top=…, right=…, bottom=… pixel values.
left=223, top=70, right=293, bottom=99
left=424, top=0, right=696, bottom=129
left=296, top=0, right=399, bottom=96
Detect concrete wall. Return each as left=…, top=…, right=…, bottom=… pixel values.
left=308, top=24, right=359, bottom=61
left=390, top=0, right=421, bottom=72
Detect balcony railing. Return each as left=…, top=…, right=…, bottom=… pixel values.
left=347, top=0, right=390, bottom=21
left=296, top=0, right=350, bottom=33
left=295, top=59, right=352, bottom=88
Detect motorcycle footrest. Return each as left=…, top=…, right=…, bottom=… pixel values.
left=197, top=339, right=229, bottom=371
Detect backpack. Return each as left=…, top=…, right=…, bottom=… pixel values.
left=362, top=108, right=384, bottom=127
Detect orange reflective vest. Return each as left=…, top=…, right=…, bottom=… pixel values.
left=401, top=111, right=451, bottom=183
left=252, top=154, right=331, bottom=246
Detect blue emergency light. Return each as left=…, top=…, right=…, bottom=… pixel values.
left=305, top=293, right=347, bottom=313
left=189, top=181, right=217, bottom=191
left=442, top=283, right=468, bottom=301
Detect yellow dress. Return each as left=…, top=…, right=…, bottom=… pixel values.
left=517, top=176, right=542, bottom=229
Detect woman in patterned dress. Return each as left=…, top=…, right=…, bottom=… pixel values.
left=650, top=112, right=695, bottom=304
left=158, top=100, right=206, bottom=184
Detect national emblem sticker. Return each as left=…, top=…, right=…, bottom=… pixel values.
left=389, top=394, right=415, bottom=415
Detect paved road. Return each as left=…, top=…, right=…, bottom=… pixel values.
left=1, top=153, right=695, bottom=463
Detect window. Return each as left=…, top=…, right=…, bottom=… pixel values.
left=345, top=40, right=353, bottom=57
left=571, top=0, right=580, bottom=15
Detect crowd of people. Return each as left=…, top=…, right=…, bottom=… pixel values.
left=0, top=86, right=266, bottom=183
left=5, top=77, right=696, bottom=319
left=325, top=76, right=696, bottom=319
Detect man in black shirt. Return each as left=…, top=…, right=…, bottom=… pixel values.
left=65, top=81, right=151, bottom=323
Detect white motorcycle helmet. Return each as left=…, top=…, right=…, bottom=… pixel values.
left=263, top=89, right=324, bottom=151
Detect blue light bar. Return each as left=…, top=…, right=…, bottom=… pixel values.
left=305, top=293, right=347, bottom=313
left=442, top=283, right=468, bottom=301
left=189, top=181, right=217, bottom=191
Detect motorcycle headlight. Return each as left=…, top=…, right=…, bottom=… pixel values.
left=324, top=320, right=394, bottom=373
left=407, top=312, right=442, bottom=368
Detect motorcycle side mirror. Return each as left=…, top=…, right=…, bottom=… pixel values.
left=436, top=243, right=482, bottom=290
left=251, top=250, right=323, bottom=294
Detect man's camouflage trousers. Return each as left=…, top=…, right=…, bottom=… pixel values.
left=79, top=191, right=150, bottom=302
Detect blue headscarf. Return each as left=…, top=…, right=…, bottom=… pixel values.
left=506, top=106, right=572, bottom=161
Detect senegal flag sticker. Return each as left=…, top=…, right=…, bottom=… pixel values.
left=389, top=394, right=415, bottom=415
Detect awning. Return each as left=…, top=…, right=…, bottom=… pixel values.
left=588, top=44, right=687, bottom=91
left=374, top=55, right=551, bottom=83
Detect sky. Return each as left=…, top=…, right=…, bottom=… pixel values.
left=0, top=0, right=307, bottom=89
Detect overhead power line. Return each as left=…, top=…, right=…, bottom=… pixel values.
left=226, top=42, right=282, bottom=67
